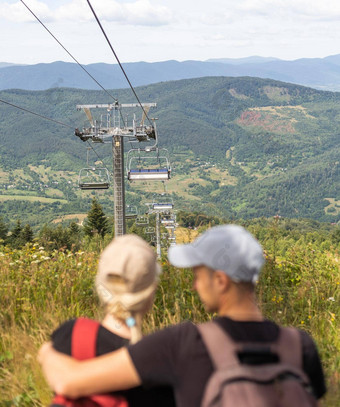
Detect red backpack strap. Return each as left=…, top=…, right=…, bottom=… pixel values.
left=51, top=319, right=128, bottom=407
left=90, top=395, right=129, bottom=407
left=71, top=318, right=100, bottom=360
left=50, top=318, right=100, bottom=407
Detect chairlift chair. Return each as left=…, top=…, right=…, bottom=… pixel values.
left=161, top=217, right=175, bottom=225
left=152, top=194, right=174, bottom=211
left=136, top=215, right=149, bottom=226
left=78, top=167, right=110, bottom=190
left=127, top=148, right=171, bottom=181
left=125, top=205, right=138, bottom=219
left=144, top=226, right=155, bottom=234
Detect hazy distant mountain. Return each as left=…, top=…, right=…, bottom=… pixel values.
left=1, top=55, right=340, bottom=91
left=0, top=62, right=22, bottom=68
left=206, top=56, right=280, bottom=64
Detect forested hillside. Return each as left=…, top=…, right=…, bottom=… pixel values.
left=0, top=76, right=339, bottom=226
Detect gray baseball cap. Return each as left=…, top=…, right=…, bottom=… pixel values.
left=168, top=224, right=265, bottom=283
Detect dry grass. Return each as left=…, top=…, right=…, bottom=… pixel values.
left=0, top=233, right=339, bottom=406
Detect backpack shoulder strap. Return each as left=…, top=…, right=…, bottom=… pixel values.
left=71, top=318, right=100, bottom=360
left=275, top=326, right=303, bottom=369
left=198, top=321, right=240, bottom=369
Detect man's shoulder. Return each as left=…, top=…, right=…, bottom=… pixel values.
left=146, top=320, right=199, bottom=341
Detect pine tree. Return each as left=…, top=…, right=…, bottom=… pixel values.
left=21, top=224, right=34, bottom=243
left=0, top=216, right=8, bottom=241
left=68, top=221, right=82, bottom=251
left=83, top=198, right=109, bottom=238
left=69, top=221, right=80, bottom=236
left=11, top=220, right=22, bottom=239
left=9, top=220, right=24, bottom=248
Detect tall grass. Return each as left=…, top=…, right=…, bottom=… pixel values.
left=0, top=231, right=339, bottom=406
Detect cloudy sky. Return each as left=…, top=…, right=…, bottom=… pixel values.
left=1, top=0, right=340, bottom=65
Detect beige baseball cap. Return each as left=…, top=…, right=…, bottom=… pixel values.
left=96, top=234, right=160, bottom=297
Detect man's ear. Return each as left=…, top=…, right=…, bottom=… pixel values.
left=214, top=270, right=231, bottom=292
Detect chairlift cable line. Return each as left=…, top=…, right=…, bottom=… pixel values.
left=0, top=97, right=110, bottom=173
left=85, top=140, right=112, bottom=175
left=0, top=97, right=74, bottom=129
left=19, top=0, right=120, bottom=104
left=86, top=0, right=154, bottom=127
left=0, top=97, right=110, bottom=171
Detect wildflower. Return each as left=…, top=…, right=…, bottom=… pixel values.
left=327, top=297, right=335, bottom=302
left=77, top=262, right=82, bottom=267
left=32, top=254, right=37, bottom=259
left=301, top=321, right=305, bottom=324
left=39, top=246, right=44, bottom=251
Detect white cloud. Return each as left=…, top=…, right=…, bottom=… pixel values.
left=0, top=0, right=173, bottom=26
left=240, top=0, right=340, bottom=20
left=0, top=0, right=51, bottom=22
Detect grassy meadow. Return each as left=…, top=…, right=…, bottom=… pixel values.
left=0, top=223, right=339, bottom=406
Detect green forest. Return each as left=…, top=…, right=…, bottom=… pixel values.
left=0, top=76, right=339, bottom=227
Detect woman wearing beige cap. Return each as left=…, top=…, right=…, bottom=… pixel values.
left=49, top=234, right=175, bottom=407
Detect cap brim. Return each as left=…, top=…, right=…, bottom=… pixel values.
left=168, top=244, right=203, bottom=268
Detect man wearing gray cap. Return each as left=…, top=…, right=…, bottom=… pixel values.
left=39, top=225, right=326, bottom=406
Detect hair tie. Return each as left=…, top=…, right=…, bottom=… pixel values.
left=126, top=316, right=136, bottom=327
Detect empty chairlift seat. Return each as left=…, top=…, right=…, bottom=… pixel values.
left=128, top=168, right=171, bottom=181
left=125, top=205, right=138, bottom=218
left=78, top=168, right=110, bottom=190
left=152, top=194, right=174, bottom=211
left=152, top=202, right=174, bottom=210
left=126, top=148, right=171, bottom=182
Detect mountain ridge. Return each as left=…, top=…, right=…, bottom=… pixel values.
left=2, top=55, right=340, bottom=91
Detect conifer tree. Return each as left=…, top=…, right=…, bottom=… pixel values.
left=0, top=216, right=8, bottom=241
left=21, top=224, right=34, bottom=243
left=83, top=198, right=109, bottom=238
left=9, top=220, right=24, bottom=248
left=11, top=220, right=22, bottom=239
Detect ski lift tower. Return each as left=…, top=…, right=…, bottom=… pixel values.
left=146, top=196, right=174, bottom=259
left=75, top=102, right=157, bottom=237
